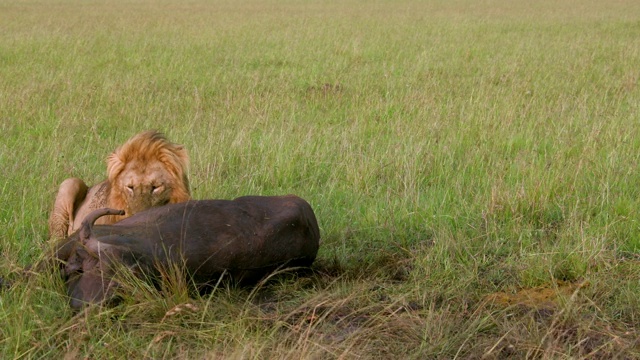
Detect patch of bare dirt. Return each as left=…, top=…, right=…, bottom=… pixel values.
left=483, top=280, right=589, bottom=312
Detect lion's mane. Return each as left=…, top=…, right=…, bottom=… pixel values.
left=48, top=130, right=192, bottom=239
left=105, top=130, right=190, bottom=213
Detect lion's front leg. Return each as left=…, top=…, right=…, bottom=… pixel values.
left=48, top=177, right=89, bottom=240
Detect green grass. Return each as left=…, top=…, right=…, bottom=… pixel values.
left=2, top=0, right=640, bottom=358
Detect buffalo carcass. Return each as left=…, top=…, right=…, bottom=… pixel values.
left=53, top=195, right=320, bottom=310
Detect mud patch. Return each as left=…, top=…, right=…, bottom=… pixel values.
left=483, top=280, right=589, bottom=311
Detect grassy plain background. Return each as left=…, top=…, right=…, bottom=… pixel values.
left=1, top=0, right=640, bottom=358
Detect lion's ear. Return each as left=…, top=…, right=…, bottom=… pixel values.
left=172, top=145, right=189, bottom=168
left=106, top=152, right=125, bottom=183
left=160, top=143, right=189, bottom=180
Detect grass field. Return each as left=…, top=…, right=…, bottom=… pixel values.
left=1, top=0, right=640, bottom=358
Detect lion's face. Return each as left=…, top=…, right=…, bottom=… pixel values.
left=114, top=159, right=175, bottom=215
left=47, top=130, right=190, bottom=239
left=106, top=130, right=191, bottom=219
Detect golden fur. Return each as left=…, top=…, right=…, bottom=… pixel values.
left=104, top=130, right=190, bottom=222
left=48, top=130, right=191, bottom=239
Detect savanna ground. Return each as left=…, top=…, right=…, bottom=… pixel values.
left=1, top=0, right=640, bottom=358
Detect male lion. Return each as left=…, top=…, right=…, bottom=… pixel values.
left=48, top=130, right=191, bottom=240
